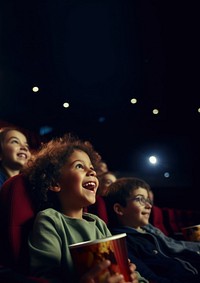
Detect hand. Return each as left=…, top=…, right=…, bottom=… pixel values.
left=80, top=260, right=126, bottom=283
left=128, top=261, right=139, bottom=283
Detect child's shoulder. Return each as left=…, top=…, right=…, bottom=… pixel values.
left=36, top=208, right=63, bottom=220
left=37, top=209, right=104, bottom=222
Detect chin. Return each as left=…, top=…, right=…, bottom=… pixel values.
left=86, top=198, right=96, bottom=206
left=90, top=199, right=96, bottom=205
left=141, top=220, right=149, bottom=226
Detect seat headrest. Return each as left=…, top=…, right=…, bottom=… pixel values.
left=0, top=174, right=35, bottom=272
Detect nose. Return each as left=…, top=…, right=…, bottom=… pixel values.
left=20, top=143, right=29, bottom=152
left=146, top=202, right=152, bottom=209
left=87, top=167, right=97, bottom=176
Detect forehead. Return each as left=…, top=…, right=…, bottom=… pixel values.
left=103, top=173, right=116, bottom=181
left=4, top=130, right=27, bottom=142
left=131, top=187, right=149, bottom=196
left=69, top=150, right=91, bottom=162
left=99, top=162, right=107, bottom=170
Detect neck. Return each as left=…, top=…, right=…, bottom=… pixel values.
left=2, top=166, right=20, bottom=178
left=135, top=227, right=145, bottom=233
left=61, top=207, right=83, bottom=219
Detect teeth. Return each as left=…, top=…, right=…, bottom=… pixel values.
left=83, top=182, right=96, bottom=189
left=84, top=182, right=95, bottom=187
left=18, top=153, right=27, bottom=158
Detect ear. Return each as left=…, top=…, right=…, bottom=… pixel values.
left=49, top=185, right=61, bottom=192
left=113, top=203, right=124, bottom=216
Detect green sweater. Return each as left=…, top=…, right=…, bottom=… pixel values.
left=28, top=208, right=148, bottom=283
left=29, top=208, right=112, bottom=282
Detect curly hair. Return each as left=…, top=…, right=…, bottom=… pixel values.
left=23, top=133, right=101, bottom=212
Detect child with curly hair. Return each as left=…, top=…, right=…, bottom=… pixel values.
left=23, top=134, right=146, bottom=283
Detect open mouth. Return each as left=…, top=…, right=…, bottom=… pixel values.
left=142, top=212, right=150, bottom=217
left=82, top=181, right=96, bottom=192
left=17, top=153, right=27, bottom=159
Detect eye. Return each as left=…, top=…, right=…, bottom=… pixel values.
left=104, top=179, right=112, bottom=186
left=11, top=139, right=19, bottom=144
left=134, top=196, right=142, bottom=202
left=24, top=143, right=30, bottom=149
left=75, top=163, right=84, bottom=169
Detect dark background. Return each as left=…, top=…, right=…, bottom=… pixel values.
left=0, top=1, right=199, bottom=209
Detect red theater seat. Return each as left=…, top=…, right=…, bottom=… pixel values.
left=0, top=174, right=49, bottom=283
left=150, top=206, right=169, bottom=236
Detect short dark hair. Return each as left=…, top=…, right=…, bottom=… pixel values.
left=105, top=177, right=151, bottom=227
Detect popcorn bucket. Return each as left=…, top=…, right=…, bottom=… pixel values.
left=69, top=233, right=130, bottom=283
left=182, top=224, right=200, bottom=242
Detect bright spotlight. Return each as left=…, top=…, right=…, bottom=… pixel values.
left=149, top=155, right=157, bottom=165
left=63, top=102, right=70, bottom=108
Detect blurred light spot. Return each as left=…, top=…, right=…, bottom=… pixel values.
left=98, top=116, right=106, bottom=123
left=164, top=172, right=170, bottom=178
left=152, top=108, right=159, bottom=115
left=32, top=86, right=39, bottom=92
left=63, top=102, right=70, bottom=108
left=39, top=126, right=53, bottom=135
left=130, top=98, right=137, bottom=104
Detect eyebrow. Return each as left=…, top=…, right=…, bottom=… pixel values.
left=7, top=136, right=29, bottom=145
left=71, top=159, right=92, bottom=166
left=131, top=194, right=148, bottom=198
left=72, top=159, right=85, bottom=163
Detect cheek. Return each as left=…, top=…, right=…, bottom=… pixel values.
left=2, top=147, right=15, bottom=158
left=132, top=206, right=141, bottom=218
left=60, top=173, right=81, bottom=189
left=27, top=151, right=31, bottom=158
left=125, top=205, right=140, bottom=218
left=5, top=146, right=16, bottom=154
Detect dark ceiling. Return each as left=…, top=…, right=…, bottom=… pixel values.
left=0, top=1, right=199, bottom=192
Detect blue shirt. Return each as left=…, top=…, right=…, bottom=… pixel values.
left=111, top=224, right=200, bottom=283
left=0, top=169, right=8, bottom=191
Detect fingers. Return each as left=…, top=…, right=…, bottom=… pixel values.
left=80, top=259, right=139, bottom=283
left=80, top=260, right=111, bottom=283
left=80, top=260, right=126, bottom=283
left=128, top=261, right=139, bottom=283
left=129, top=271, right=139, bottom=283
left=128, top=262, right=137, bottom=272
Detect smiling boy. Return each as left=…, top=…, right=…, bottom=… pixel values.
left=105, top=177, right=200, bottom=283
